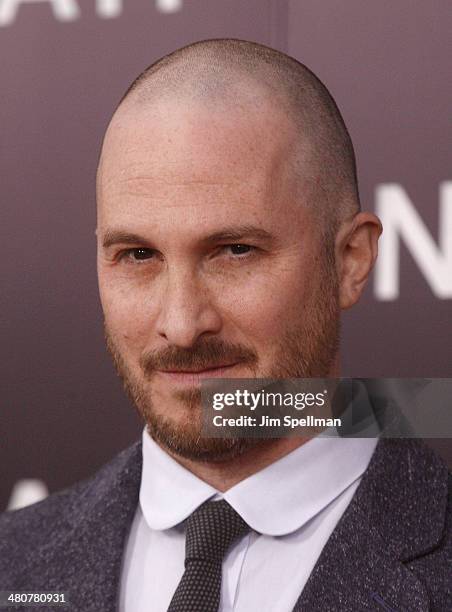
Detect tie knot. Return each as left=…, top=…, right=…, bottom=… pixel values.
left=185, top=500, right=250, bottom=564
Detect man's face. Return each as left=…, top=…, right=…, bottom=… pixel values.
left=96, top=96, right=340, bottom=461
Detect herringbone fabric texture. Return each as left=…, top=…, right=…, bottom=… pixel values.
left=167, top=499, right=251, bottom=612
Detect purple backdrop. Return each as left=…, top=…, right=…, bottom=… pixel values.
left=1, top=0, right=450, bottom=510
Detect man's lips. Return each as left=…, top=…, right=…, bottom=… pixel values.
left=156, top=363, right=239, bottom=383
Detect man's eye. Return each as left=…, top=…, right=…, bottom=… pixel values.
left=225, top=244, right=254, bottom=256
left=120, top=248, right=154, bottom=262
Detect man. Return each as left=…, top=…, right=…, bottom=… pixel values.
left=0, top=39, right=450, bottom=612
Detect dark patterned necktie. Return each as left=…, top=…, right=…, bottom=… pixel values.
left=167, top=499, right=251, bottom=612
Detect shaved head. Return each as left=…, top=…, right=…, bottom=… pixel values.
left=111, top=38, right=360, bottom=241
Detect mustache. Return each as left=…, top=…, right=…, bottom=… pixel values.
left=139, top=339, right=258, bottom=376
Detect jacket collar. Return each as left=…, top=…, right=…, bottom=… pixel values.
left=293, top=438, right=449, bottom=611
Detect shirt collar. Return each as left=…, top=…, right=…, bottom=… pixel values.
left=140, top=427, right=377, bottom=536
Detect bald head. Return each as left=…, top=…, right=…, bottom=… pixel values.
left=110, top=39, right=360, bottom=237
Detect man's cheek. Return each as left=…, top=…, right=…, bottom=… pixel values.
left=105, top=303, right=150, bottom=351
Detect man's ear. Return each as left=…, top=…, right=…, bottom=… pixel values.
left=336, top=212, right=382, bottom=310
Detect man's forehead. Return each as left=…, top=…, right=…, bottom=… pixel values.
left=97, top=97, right=301, bottom=205
left=103, top=94, right=293, bottom=158
left=95, top=106, right=312, bottom=246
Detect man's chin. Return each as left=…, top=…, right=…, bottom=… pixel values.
left=144, top=416, right=262, bottom=463
left=139, top=385, right=261, bottom=462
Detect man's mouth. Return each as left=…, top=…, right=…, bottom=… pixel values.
left=156, top=363, right=239, bottom=384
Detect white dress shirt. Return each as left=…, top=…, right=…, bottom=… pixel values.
left=119, top=425, right=377, bottom=612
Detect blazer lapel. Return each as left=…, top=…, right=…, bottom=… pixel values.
left=42, top=441, right=143, bottom=612
left=292, top=439, right=448, bottom=611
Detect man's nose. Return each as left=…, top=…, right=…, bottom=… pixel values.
left=155, top=267, right=222, bottom=348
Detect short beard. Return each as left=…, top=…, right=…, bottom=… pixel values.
left=105, top=247, right=340, bottom=463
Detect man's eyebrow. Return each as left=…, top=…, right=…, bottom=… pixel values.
left=101, top=230, right=151, bottom=249
left=101, top=225, right=275, bottom=249
left=202, top=226, right=275, bottom=243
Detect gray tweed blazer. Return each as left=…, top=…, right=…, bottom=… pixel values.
left=0, top=439, right=450, bottom=611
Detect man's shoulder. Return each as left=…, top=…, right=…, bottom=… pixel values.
left=383, top=440, right=452, bottom=606
left=0, top=440, right=142, bottom=579
left=0, top=440, right=142, bottom=530
left=408, top=465, right=452, bottom=609
left=362, top=439, right=452, bottom=606
left=297, top=439, right=452, bottom=612
left=358, top=438, right=451, bottom=531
